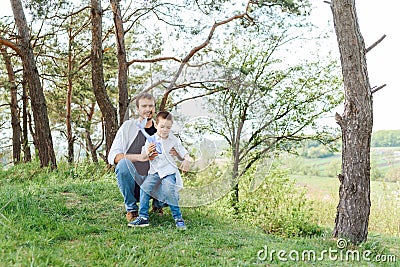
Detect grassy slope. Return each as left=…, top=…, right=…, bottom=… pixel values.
left=0, top=162, right=398, bottom=266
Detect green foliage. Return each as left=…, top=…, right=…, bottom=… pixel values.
left=237, top=167, right=321, bottom=237
left=284, top=146, right=400, bottom=182
left=372, top=130, right=400, bottom=147
left=298, top=140, right=337, bottom=158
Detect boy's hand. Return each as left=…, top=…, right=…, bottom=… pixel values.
left=147, top=143, right=158, bottom=160
left=179, top=160, right=190, bottom=173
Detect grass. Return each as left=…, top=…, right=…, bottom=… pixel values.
left=291, top=175, right=400, bottom=237
left=0, top=161, right=399, bottom=266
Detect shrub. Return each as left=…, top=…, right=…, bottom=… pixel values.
left=205, top=164, right=322, bottom=237
left=237, top=167, right=321, bottom=237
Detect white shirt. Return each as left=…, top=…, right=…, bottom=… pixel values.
left=107, top=118, right=143, bottom=165
left=143, top=133, right=188, bottom=189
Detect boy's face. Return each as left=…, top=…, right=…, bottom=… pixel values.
left=156, top=118, right=173, bottom=139
left=136, top=98, right=155, bottom=120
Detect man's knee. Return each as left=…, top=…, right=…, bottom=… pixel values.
left=115, top=158, right=134, bottom=178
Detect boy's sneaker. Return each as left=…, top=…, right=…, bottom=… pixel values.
left=128, top=217, right=149, bottom=227
left=175, top=218, right=186, bottom=230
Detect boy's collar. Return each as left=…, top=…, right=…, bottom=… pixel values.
left=155, top=134, right=169, bottom=141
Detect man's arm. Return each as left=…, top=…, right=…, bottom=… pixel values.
left=114, top=143, right=158, bottom=164
left=114, top=153, right=148, bottom=164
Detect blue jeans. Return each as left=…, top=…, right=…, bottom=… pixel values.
left=115, top=158, right=164, bottom=212
left=139, top=173, right=182, bottom=220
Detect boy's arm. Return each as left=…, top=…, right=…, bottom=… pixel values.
left=171, top=137, right=193, bottom=172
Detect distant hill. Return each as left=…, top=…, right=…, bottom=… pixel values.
left=372, top=130, right=400, bottom=147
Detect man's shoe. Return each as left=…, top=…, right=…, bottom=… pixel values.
left=126, top=210, right=138, bottom=222
left=175, top=218, right=186, bottom=230
left=151, top=207, right=164, bottom=216
left=128, top=217, right=149, bottom=227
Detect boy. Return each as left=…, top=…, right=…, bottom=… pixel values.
left=128, top=111, right=192, bottom=229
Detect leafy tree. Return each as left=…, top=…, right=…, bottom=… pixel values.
left=6, top=0, right=57, bottom=168
left=201, top=17, right=342, bottom=211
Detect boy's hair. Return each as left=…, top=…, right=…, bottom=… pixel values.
left=135, top=93, right=155, bottom=107
left=156, top=111, right=173, bottom=123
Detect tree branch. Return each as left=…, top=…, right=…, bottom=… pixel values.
left=0, top=103, right=10, bottom=108
left=127, top=56, right=181, bottom=66
left=0, top=38, right=22, bottom=57
left=371, top=84, right=386, bottom=94
left=366, top=34, right=386, bottom=53
left=167, top=87, right=229, bottom=109
left=159, top=12, right=251, bottom=110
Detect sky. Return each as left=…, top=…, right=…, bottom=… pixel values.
left=310, top=0, right=400, bottom=130
left=1, top=0, right=399, bottom=131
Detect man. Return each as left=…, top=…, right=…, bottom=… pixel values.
left=128, top=111, right=192, bottom=229
left=108, top=93, right=168, bottom=222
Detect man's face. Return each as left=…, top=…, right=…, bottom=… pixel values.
left=156, top=118, right=173, bottom=139
left=136, top=98, right=155, bottom=120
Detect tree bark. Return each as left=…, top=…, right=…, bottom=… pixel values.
left=66, top=16, right=75, bottom=164
left=21, top=76, right=31, bottom=162
left=1, top=46, right=21, bottom=164
left=10, top=0, right=57, bottom=168
left=110, top=0, right=129, bottom=125
left=331, top=0, right=372, bottom=244
left=85, top=126, right=99, bottom=163
left=91, top=0, right=118, bottom=157
left=83, top=102, right=99, bottom=163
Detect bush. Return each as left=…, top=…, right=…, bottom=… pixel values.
left=206, top=164, right=322, bottom=237
left=384, top=167, right=400, bottom=182
left=238, top=167, right=321, bottom=237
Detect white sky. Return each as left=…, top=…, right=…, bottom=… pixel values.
left=310, top=0, right=400, bottom=130
left=1, top=0, right=399, bottom=130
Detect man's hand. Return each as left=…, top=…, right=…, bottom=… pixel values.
left=147, top=143, right=158, bottom=160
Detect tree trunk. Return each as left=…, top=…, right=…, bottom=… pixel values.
left=110, top=0, right=129, bottom=125
left=1, top=46, right=21, bottom=164
left=230, top=145, right=240, bottom=214
left=80, top=102, right=99, bottom=163
left=85, top=126, right=98, bottom=163
left=10, top=0, right=57, bottom=168
left=331, top=0, right=372, bottom=244
left=66, top=17, right=75, bottom=164
left=21, top=77, right=31, bottom=162
left=91, top=0, right=118, bottom=157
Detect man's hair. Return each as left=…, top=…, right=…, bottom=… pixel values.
left=135, top=93, right=156, bottom=107
left=156, top=111, right=173, bottom=123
